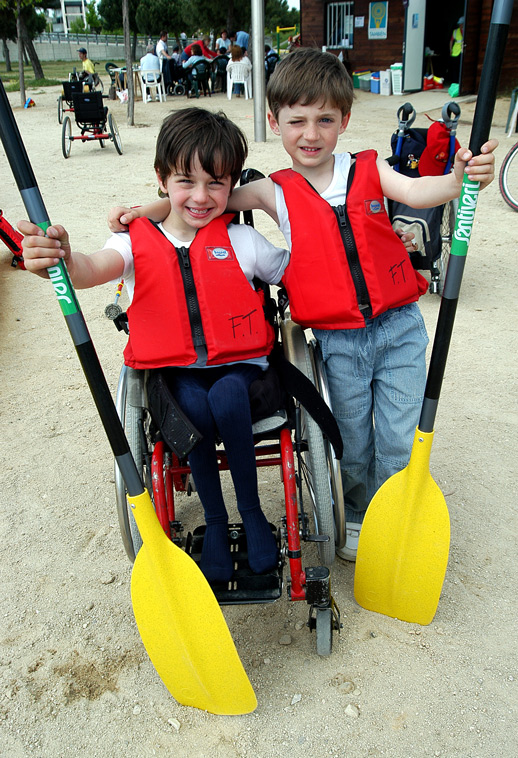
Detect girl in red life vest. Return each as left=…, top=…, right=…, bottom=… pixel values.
left=20, top=108, right=290, bottom=584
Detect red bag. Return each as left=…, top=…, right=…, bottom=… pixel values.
left=0, top=209, right=25, bottom=269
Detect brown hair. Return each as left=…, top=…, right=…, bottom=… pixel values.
left=190, top=43, right=202, bottom=56
left=230, top=44, right=244, bottom=61
left=267, top=47, right=354, bottom=119
left=154, top=108, right=248, bottom=188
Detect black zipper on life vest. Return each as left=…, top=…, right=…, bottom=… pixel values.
left=176, top=246, right=207, bottom=360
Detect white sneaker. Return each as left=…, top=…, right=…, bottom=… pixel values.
left=146, top=95, right=152, bottom=103
left=336, top=522, right=362, bottom=562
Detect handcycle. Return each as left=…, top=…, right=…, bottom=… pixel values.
left=61, top=91, right=123, bottom=159
left=112, top=172, right=347, bottom=655
left=387, top=101, right=461, bottom=295
left=57, top=79, right=83, bottom=125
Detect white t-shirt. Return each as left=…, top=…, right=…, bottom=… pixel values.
left=155, top=39, right=169, bottom=70
left=104, top=222, right=289, bottom=368
left=275, top=152, right=352, bottom=249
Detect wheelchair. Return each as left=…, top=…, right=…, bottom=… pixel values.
left=57, top=79, right=83, bottom=124
left=61, top=91, right=123, bottom=159
left=114, top=312, right=345, bottom=656
left=111, top=170, right=346, bottom=655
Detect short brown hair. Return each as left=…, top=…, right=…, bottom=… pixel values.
left=190, top=43, right=202, bottom=56
left=267, top=47, right=354, bottom=119
left=154, top=108, right=248, bottom=188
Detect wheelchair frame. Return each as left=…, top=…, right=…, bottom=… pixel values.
left=61, top=91, right=123, bottom=159
left=114, top=314, right=346, bottom=656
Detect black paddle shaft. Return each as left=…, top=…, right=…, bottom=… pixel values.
left=0, top=78, right=143, bottom=496
left=419, top=0, right=513, bottom=433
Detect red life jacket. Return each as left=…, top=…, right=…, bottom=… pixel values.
left=124, top=216, right=275, bottom=369
left=271, top=150, right=428, bottom=329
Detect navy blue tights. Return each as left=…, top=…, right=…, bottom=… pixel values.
left=168, top=364, right=278, bottom=583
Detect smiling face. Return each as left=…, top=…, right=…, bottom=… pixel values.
left=268, top=100, right=350, bottom=177
left=156, top=154, right=232, bottom=239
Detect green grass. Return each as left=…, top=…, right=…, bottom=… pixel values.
left=1, top=59, right=127, bottom=91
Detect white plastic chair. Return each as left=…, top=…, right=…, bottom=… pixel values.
left=141, top=69, right=166, bottom=103
left=226, top=62, right=252, bottom=100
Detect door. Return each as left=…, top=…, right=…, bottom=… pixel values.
left=403, top=0, right=427, bottom=91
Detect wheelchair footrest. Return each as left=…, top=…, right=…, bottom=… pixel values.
left=187, top=523, right=283, bottom=605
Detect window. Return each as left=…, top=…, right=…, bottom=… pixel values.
left=326, top=2, right=354, bottom=49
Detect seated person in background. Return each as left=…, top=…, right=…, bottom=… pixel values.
left=20, top=108, right=288, bottom=584
left=212, top=47, right=230, bottom=92
left=77, top=47, right=95, bottom=89
left=182, top=43, right=210, bottom=92
left=265, top=45, right=280, bottom=84
left=140, top=44, right=162, bottom=102
left=227, top=44, right=252, bottom=97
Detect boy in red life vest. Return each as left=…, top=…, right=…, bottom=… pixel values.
left=107, top=49, right=497, bottom=562
left=19, top=108, right=289, bottom=584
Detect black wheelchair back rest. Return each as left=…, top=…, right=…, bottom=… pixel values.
left=72, top=91, right=106, bottom=125
left=62, top=80, right=83, bottom=103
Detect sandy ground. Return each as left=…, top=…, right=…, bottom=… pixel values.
left=1, top=81, right=517, bottom=758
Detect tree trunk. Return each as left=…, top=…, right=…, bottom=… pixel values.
left=16, top=1, right=25, bottom=106
left=122, top=0, right=134, bottom=125
left=2, top=39, right=12, bottom=72
left=132, top=29, right=137, bottom=61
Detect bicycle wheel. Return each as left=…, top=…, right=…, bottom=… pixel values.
left=108, top=112, right=123, bottom=155
left=281, top=319, right=336, bottom=567
left=61, top=116, right=72, bottom=159
left=57, top=95, right=64, bottom=124
left=499, top=141, right=518, bottom=212
left=115, top=365, right=149, bottom=562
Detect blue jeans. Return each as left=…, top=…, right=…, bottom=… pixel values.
left=314, top=303, right=428, bottom=523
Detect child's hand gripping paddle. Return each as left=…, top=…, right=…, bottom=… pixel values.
left=0, top=80, right=256, bottom=715
left=354, top=0, right=513, bottom=625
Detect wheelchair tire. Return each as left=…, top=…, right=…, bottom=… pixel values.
left=430, top=198, right=457, bottom=295
left=174, top=83, right=186, bottom=96
left=99, top=138, right=106, bottom=149
left=309, top=340, right=346, bottom=551
left=281, top=319, right=336, bottom=567
left=108, top=112, right=123, bottom=155
left=115, top=365, right=147, bottom=562
left=61, top=116, right=72, bottom=159
left=315, top=607, right=333, bottom=657
left=57, top=95, right=64, bottom=124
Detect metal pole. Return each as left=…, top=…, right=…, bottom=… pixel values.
left=251, top=0, right=266, bottom=142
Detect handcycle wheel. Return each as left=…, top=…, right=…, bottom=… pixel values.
left=99, top=138, right=106, bottom=148
left=281, top=319, right=336, bottom=567
left=309, top=339, right=346, bottom=551
left=315, top=607, right=333, bottom=657
left=108, top=112, right=123, bottom=155
left=115, top=365, right=149, bottom=562
left=57, top=95, right=64, bottom=124
left=499, top=141, right=518, bottom=212
left=61, top=116, right=72, bottom=159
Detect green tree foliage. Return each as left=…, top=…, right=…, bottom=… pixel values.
left=134, top=0, right=181, bottom=37
left=97, top=0, right=139, bottom=33
left=85, top=0, right=102, bottom=32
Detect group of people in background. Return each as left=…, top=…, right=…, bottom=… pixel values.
left=139, top=29, right=279, bottom=99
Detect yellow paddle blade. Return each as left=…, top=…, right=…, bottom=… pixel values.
left=128, top=491, right=257, bottom=715
left=354, top=429, right=450, bottom=625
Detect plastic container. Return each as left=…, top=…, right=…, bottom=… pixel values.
left=390, top=63, right=403, bottom=96
left=353, top=70, right=371, bottom=89
left=370, top=73, right=380, bottom=94
left=380, top=70, right=391, bottom=96
left=359, top=74, right=372, bottom=91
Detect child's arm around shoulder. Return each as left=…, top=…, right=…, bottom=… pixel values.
left=107, top=198, right=171, bottom=233
left=377, top=138, right=498, bottom=208
left=19, top=220, right=125, bottom=289
left=226, top=177, right=279, bottom=224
